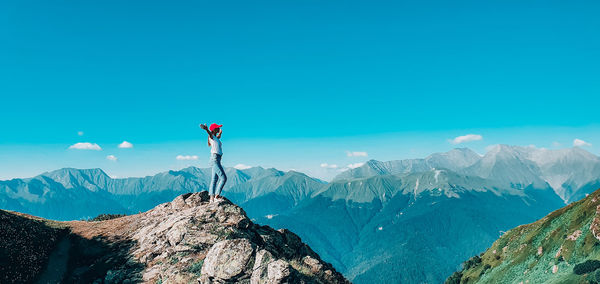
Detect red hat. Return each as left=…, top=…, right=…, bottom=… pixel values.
left=209, top=123, right=223, bottom=132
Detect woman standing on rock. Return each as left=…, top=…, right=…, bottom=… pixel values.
left=200, top=123, right=227, bottom=203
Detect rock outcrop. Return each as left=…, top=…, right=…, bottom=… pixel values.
left=1, top=192, right=349, bottom=284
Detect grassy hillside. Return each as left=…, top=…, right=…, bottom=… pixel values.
left=0, top=210, right=68, bottom=283
left=448, top=188, right=600, bottom=284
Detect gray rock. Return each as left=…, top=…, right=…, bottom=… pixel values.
left=253, top=250, right=274, bottom=271
left=166, top=222, right=188, bottom=246
left=142, top=267, right=161, bottom=282
left=251, top=250, right=274, bottom=284
left=201, top=238, right=255, bottom=281
left=267, top=260, right=290, bottom=283
left=303, top=256, right=323, bottom=274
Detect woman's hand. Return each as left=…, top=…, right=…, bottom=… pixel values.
left=200, top=123, right=213, bottom=138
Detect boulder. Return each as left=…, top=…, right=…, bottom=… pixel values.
left=251, top=250, right=274, bottom=284
left=201, top=238, right=254, bottom=281
left=267, top=260, right=290, bottom=283
left=250, top=255, right=290, bottom=284
left=303, top=256, right=323, bottom=274
left=166, top=221, right=188, bottom=246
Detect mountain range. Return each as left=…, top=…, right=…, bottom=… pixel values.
left=335, top=146, right=600, bottom=203
left=0, top=166, right=323, bottom=221
left=2, top=145, right=600, bottom=283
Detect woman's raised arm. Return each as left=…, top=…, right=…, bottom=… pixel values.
left=199, top=124, right=213, bottom=138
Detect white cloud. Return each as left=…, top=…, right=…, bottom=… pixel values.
left=68, top=142, right=102, bottom=150
left=320, top=163, right=338, bottom=169
left=77, top=131, right=84, bottom=136
left=234, top=164, right=252, bottom=170
left=552, top=141, right=562, bottom=147
left=106, top=155, right=118, bottom=161
left=118, top=141, right=133, bottom=149
left=176, top=155, right=199, bottom=161
left=450, top=134, right=483, bottom=144
left=346, top=151, right=368, bottom=157
left=347, top=162, right=364, bottom=169
left=573, top=139, right=592, bottom=147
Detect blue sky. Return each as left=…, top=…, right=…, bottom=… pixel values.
left=0, top=0, right=598, bottom=180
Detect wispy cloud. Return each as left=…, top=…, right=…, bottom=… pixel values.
left=320, top=163, right=338, bottom=169
left=573, top=139, right=592, bottom=147
left=77, top=131, right=84, bottom=136
left=552, top=141, right=562, bottom=147
left=176, top=155, right=199, bottom=161
left=346, top=151, right=368, bottom=157
left=234, top=164, right=252, bottom=170
left=450, top=134, right=483, bottom=144
left=347, top=162, right=364, bottom=169
left=106, top=155, right=118, bottom=161
left=68, top=142, right=102, bottom=150
left=118, top=141, right=133, bottom=149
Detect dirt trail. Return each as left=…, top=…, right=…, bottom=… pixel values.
left=35, top=236, right=70, bottom=284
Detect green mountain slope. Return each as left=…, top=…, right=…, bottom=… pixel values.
left=449, top=188, right=600, bottom=284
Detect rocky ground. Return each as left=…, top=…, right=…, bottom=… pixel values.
left=0, top=192, right=349, bottom=283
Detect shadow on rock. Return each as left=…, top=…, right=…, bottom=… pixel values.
left=62, top=234, right=144, bottom=284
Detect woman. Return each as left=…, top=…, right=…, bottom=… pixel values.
left=200, top=123, right=227, bottom=203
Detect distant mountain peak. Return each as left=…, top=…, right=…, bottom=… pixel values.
left=36, top=168, right=112, bottom=192
left=41, top=167, right=110, bottom=178
left=569, top=146, right=599, bottom=158
left=333, top=148, right=483, bottom=181
left=484, top=144, right=523, bottom=156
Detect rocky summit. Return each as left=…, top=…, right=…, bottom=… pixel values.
left=0, top=192, right=348, bottom=284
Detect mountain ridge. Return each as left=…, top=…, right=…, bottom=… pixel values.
left=262, top=166, right=566, bottom=283
left=0, top=165, right=316, bottom=221
left=3, top=145, right=600, bottom=283
left=448, top=187, right=600, bottom=284
left=333, top=145, right=600, bottom=203
left=0, top=192, right=349, bottom=284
